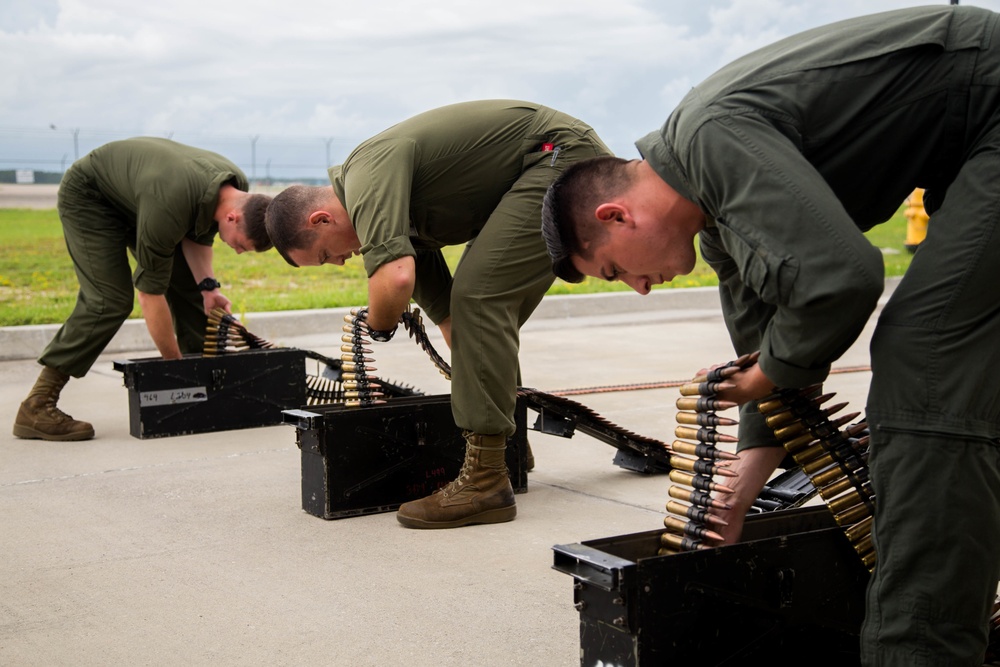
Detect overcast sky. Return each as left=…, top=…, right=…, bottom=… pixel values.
left=4, top=0, right=1000, bottom=180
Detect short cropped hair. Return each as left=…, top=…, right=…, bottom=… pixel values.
left=541, top=156, right=634, bottom=283
left=242, top=193, right=273, bottom=252
left=264, top=185, right=329, bottom=267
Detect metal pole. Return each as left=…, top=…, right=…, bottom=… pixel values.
left=251, top=135, right=260, bottom=183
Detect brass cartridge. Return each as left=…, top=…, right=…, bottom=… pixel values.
left=663, top=515, right=723, bottom=542
left=668, top=485, right=730, bottom=510
left=343, top=390, right=384, bottom=399
left=674, top=425, right=738, bottom=444
left=818, top=474, right=871, bottom=501
left=676, top=411, right=739, bottom=427
left=827, top=488, right=873, bottom=515
left=659, top=531, right=706, bottom=552
left=668, top=469, right=735, bottom=494
left=340, top=362, right=377, bottom=373
left=834, top=501, right=871, bottom=526
left=671, top=439, right=739, bottom=461
left=675, top=396, right=738, bottom=412
left=669, top=454, right=736, bottom=478
left=344, top=381, right=382, bottom=391
left=666, top=500, right=728, bottom=527
left=811, top=454, right=868, bottom=488
left=340, top=344, right=373, bottom=354
left=679, top=381, right=735, bottom=397
left=844, top=516, right=875, bottom=544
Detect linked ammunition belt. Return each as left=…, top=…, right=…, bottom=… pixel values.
left=758, top=386, right=874, bottom=570
left=658, top=355, right=750, bottom=555
left=204, top=307, right=276, bottom=355
left=514, top=388, right=672, bottom=469
left=400, top=308, right=451, bottom=379
left=338, top=305, right=674, bottom=464
left=336, top=306, right=449, bottom=407
left=202, top=308, right=418, bottom=406
left=659, top=354, right=874, bottom=563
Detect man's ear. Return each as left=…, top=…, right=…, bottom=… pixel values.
left=306, top=210, right=330, bottom=227
left=594, top=202, right=630, bottom=228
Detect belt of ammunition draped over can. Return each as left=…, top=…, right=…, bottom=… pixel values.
left=204, top=307, right=276, bottom=356
left=338, top=305, right=450, bottom=408
left=201, top=308, right=418, bottom=407
left=658, top=355, right=750, bottom=555
left=757, top=387, right=874, bottom=571
left=399, top=307, right=452, bottom=380
left=341, top=308, right=388, bottom=407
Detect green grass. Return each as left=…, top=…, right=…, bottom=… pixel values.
left=0, top=207, right=914, bottom=327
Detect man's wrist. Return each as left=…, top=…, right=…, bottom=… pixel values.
left=368, top=327, right=396, bottom=342
left=198, top=277, right=222, bottom=292
left=353, top=306, right=397, bottom=342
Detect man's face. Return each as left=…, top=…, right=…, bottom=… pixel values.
left=570, top=197, right=702, bottom=295
left=285, top=216, right=361, bottom=267
left=219, top=222, right=253, bottom=254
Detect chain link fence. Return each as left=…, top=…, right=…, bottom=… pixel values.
left=0, top=126, right=356, bottom=185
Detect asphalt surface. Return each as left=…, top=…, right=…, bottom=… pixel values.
left=0, top=185, right=885, bottom=666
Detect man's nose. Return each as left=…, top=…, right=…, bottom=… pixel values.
left=622, top=274, right=651, bottom=295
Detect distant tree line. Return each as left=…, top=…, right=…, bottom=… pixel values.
left=0, top=170, right=63, bottom=184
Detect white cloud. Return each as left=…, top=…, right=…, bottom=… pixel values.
left=3, top=0, right=1000, bottom=178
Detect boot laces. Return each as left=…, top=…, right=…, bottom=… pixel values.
left=32, top=395, right=75, bottom=424
left=44, top=403, right=76, bottom=423
left=441, top=453, right=474, bottom=498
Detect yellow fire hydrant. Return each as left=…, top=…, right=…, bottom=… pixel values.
left=904, top=188, right=929, bottom=253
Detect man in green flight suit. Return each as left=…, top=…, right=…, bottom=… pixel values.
left=541, top=5, right=1000, bottom=665
left=13, top=137, right=273, bottom=442
left=265, top=99, right=612, bottom=529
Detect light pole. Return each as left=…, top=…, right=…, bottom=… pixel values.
left=250, top=134, right=260, bottom=183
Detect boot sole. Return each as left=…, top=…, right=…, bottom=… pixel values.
left=396, top=505, right=517, bottom=530
left=12, top=424, right=95, bottom=441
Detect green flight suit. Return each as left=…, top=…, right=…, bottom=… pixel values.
left=330, top=100, right=611, bottom=436
left=41, top=137, right=247, bottom=377
left=636, top=6, right=1000, bottom=665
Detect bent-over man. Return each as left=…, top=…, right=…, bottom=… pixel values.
left=13, top=137, right=273, bottom=441
left=541, top=6, right=1000, bottom=665
left=266, top=99, right=612, bottom=529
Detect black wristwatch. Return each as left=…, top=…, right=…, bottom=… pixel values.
left=197, top=277, right=222, bottom=292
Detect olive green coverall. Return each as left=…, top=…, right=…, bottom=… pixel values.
left=636, top=6, right=1000, bottom=665
left=41, top=137, right=247, bottom=377
left=330, top=100, right=612, bottom=437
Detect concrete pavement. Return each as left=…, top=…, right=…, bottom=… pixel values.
left=0, top=282, right=887, bottom=667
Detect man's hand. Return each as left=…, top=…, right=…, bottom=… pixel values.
left=201, top=289, right=233, bottom=315
left=686, top=351, right=781, bottom=545
left=707, top=445, right=788, bottom=544
left=137, top=291, right=182, bottom=360
left=696, top=353, right=775, bottom=406
left=202, top=290, right=231, bottom=316
left=714, top=363, right=776, bottom=405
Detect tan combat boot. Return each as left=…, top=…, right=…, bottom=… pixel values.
left=397, top=432, right=516, bottom=529
left=13, top=366, right=95, bottom=441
